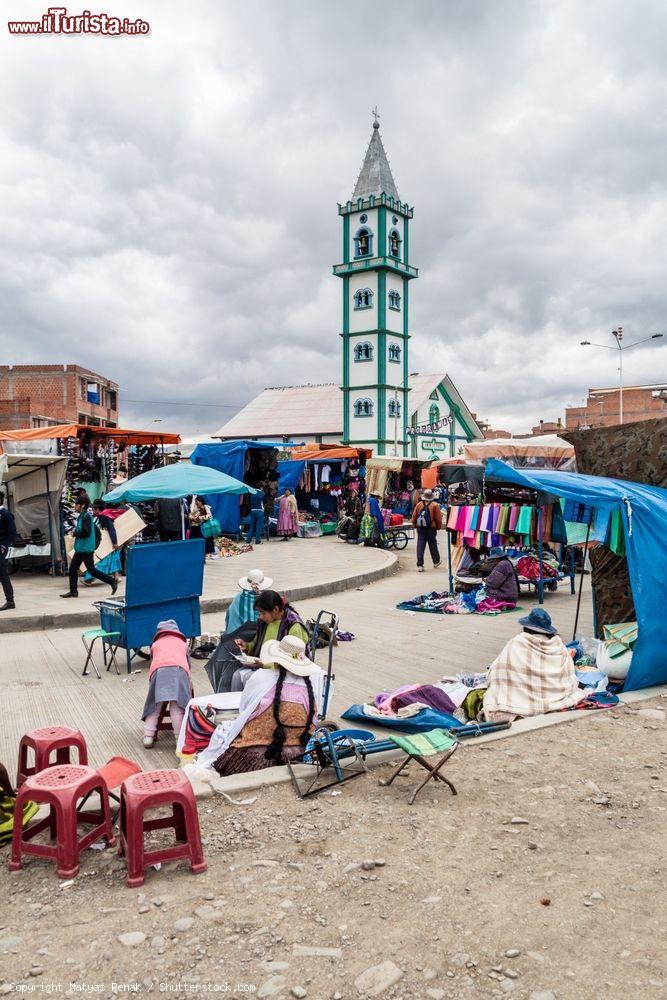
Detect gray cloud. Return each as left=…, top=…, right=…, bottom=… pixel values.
left=1, top=0, right=665, bottom=435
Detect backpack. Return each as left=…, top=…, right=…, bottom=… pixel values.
left=416, top=502, right=432, bottom=529
left=92, top=515, right=102, bottom=550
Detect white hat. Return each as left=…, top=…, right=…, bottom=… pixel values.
left=239, top=568, right=273, bottom=592
left=259, top=635, right=315, bottom=677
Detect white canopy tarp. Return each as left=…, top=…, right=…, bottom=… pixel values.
left=463, top=435, right=576, bottom=471
left=0, top=454, right=68, bottom=568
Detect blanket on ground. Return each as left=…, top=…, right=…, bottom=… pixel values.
left=484, top=633, right=581, bottom=719
left=397, top=590, right=521, bottom=616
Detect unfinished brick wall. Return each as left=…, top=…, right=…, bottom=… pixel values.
left=565, top=386, right=667, bottom=430
left=0, top=364, right=119, bottom=428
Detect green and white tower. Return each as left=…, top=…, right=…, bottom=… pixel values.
left=334, top=114, right=418, bottom=455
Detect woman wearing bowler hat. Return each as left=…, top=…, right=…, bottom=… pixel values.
left=483, top=609, right=581, bottom=722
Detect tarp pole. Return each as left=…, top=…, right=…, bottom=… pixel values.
left=445, top=501, right=453, bottom=593
left=572, top=512, right=593, bottom=641
left=44, top=463, right=57, bottom=577
left=537, top=507, right=544, bottom=605
left=181, top=499, right=186, bottom=540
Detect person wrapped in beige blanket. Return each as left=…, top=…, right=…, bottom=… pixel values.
left=484, top=608, right=581, bottom=722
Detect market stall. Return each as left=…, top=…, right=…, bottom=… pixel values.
left=485, top=460, right=667, bottom=692
left=445, top=474, right=575, bottom=603
left=0, top=453, right=68, bottom=575
left=191, top=441, right=282, bottom=537
left=285, top=446, right=370, bottom=536
left=365, top=455, right=432, bottom=524
left=0, top=423, right=181, bottom=545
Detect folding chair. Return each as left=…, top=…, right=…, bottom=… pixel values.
left=379, top=728, right=459, bottom=805
left=81, top=628, right=122, bottom=678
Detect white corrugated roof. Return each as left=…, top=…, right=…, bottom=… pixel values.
left=214, top=384, right=343, bottom=438
left=214, top=375, right=483, bottom=440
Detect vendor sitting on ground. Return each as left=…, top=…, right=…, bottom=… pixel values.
left=207, top=635, right=324, bottom=776
left=483, top=608, right=581, bottom=722
left=231, top=590, right=309, bottom=691
left=142, top=619, right=192, bottom=748
left=225, top=568, right=273, bottom=634
left=483, top=546, right=520, bottom=606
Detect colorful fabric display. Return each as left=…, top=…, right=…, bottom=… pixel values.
left=515, top=505, right=533, bottom=535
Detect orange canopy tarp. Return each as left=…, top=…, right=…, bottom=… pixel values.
left=0, top=423, right=180, bottom=446
left=292, top=446, right=365, bottom=461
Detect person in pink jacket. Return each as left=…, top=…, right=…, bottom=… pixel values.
left=141, top=620, right=192, bottom=748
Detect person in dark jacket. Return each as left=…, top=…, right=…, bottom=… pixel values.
left=154, top=497, right=184, bottom=541
left=61, top=498, right=117, bottom=598
left=0, top=491, right=17, bottom=610
left=485, top=547, right=520, bottom=605
left=411, top=489, right=443, bottom=572
left=244, top=489, right=266, bottom=545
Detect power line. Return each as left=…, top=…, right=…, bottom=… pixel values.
left=122, top=398, right=241, bottom=409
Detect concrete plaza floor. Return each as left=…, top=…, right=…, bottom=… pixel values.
left=0, top=539, right=594, bottom=779
left=0, top=536, right=396, bottom=632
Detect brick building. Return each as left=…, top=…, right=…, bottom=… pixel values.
left=565, top=383, right=667, bottom=430
left=0, top=364, right=119, bottom=430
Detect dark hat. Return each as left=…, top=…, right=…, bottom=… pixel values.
left=488, top=546, right=505, bottom=559
left=518, top=608, right=558, bottom=636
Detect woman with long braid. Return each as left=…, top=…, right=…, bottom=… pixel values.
left=231, top=590, right=310, bottom=691
left=209, top=635, right=323, bottom=776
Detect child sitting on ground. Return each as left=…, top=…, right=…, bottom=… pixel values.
left=141, top=619, right=192, bottom=748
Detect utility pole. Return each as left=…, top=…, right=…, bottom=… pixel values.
left=580, top=328, right=663, bottom=426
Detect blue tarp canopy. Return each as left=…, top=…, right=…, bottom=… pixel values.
left=486, top=459, right=667, bottom=691
left=278, top=460, right=306, bottom=494
left=191, top=441, right=278, bottom=533
left=103, top=462, right=255, bottom=503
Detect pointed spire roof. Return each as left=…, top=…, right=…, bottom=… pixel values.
left=352, top=118, right=399, bottom=201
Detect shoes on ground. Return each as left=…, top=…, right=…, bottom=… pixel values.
left=433, top=562, right=441, bottom=568
left=61, top=592, right=78, bottom=598
left=143, top=736, right=155, bottom=748
left=0, top=601, right=15, bottom=611
left=417, top=566, right=425, bottom=573
left=209, top=554, right=220, bottom=560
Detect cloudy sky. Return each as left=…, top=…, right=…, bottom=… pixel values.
left=1, top=0, right=666, bottom=435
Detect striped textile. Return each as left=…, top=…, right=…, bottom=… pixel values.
left=484, top=633, right=581, bottom=718
left=388, top=728, right=457, bottom=757
left=602, top=621, right=638, bottom=658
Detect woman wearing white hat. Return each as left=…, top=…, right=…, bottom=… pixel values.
left=206, top=635, right=324, bottom=776
left=225, top=569, right=273, bottom=635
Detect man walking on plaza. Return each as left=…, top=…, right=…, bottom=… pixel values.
left=411, top=488, right=443, bottom=573
left=0, top=491, right=17, bottom=611
left=61, top=497, right=118, bottom=599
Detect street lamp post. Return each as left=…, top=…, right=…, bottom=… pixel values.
left=580, top=330, right=663, bottom=425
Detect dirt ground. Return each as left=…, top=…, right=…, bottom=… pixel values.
left=1, top=696, right=665, bottom=1000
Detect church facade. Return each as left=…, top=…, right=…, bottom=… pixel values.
left=214, top=120, right=483, bottom=456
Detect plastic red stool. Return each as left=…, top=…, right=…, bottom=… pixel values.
left=9, top=764, right=115, bottom=879
left=17, top=726, right=88, bottom=787
left=118, top=769, right=207, bottom=888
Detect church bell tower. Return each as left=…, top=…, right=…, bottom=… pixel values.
left=334, top=113, right=418, bottom=455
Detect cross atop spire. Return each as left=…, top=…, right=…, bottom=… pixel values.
left=352, top=114, right=399, bottom=200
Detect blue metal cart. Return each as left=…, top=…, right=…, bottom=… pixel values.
left=96, top=539, right=205, bottom=673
